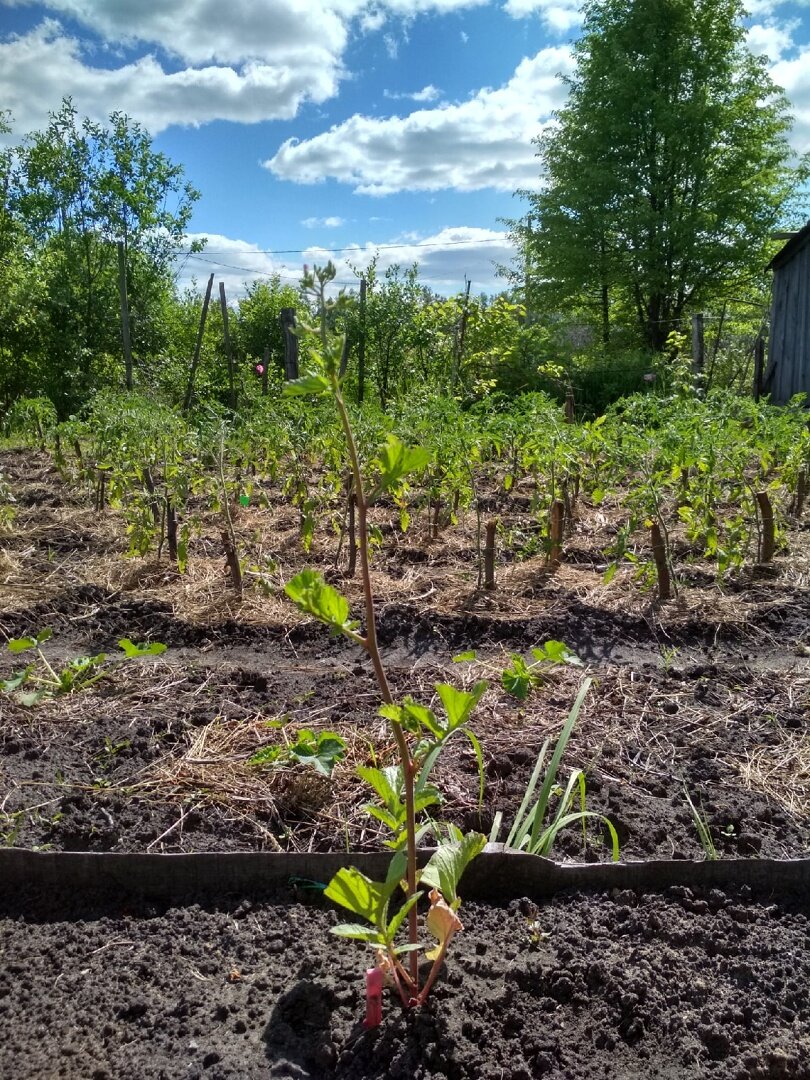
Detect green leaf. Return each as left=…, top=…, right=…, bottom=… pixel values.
left=0, top=666, right=34, bottom=693
left=452, top=650, right=477, bottom=663
left=387, top=892, right=422, bottom=940
left=527, top=678, right=592, bottom=852
left=420, top=832, right=486, bottom=907
left=501, top=654, right=534, bottom=700
left=324, top=866, right=400, bottom=931
left=373, top=435, right=431, bottom=494
left=385, top=849, right=408, bottom=891
left=435, top=681, right=487, bottom=730
left=401, top=699, right=443, bottom=738
left=363, top=804, right=403, bottom=834
left=285, top=570, right=358, bottom=636
left=357, top=765, right=401, bottom=813
left=530, top=641, right=583, bottom=667
left=282, top=373, right=330, bottom=397
left=289, top=732, right=346, bottom=777
left=248, top=745, right=285, bottom=768
left=7, top=637, right=37, bottom=654
left=117, top=638, right=168, bottom=658
left=330, top=923, right=387, bottom=944
left=19, top=690, right=48, bottom=707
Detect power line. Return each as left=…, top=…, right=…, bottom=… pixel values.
left=170, top=236, right=510, bottom=257
left=180, top=252, right=356, bottom=284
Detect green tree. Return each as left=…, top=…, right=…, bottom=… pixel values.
left=516, top=0, right=807, bottom=351
left=346, top=259, right=430, bottom=408
left=10, top=98, right=200, bottom=413
left=235, top=275, right=300, bottom=370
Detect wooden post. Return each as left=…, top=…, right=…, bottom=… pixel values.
left=756, top=491, right=775, bottom=563
left=117, top=240, right=133, bottom=391
left=261, top=345, right=270, bottom=397
left=549, top=499, right=564, bottom=567
left=483, top=518, right=497, bottom=590
left=691, top=313, right=705, bottom=386
left=219, top=281, right=237, bottom=411
left=220, top=529, right=243, bottom=598
left=796, top=470, right=807, bottom=520
left=357, top=278, right=367, bottom=404
left=564, top=387, right=575, bottom=423
left=281, top=308, right=299, bottom=381
left=166, top=502, right=179, bottom=566
left=452, top=279, right=472, bottom=391
left=753, top=334, right=765, bottom=402
left=182, top=273, right=214, bottom=414
left=650, top=520, right=671, bottom=600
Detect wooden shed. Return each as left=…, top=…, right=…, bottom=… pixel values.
left=765, top=221, right=810, bottom=404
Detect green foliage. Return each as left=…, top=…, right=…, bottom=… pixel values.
left=284, top=570, right=359, bottom=638
left=501, top=641, right=583, bottom=700
left=249, top=727, right=347, bottom=778
left=514, top=0, right=808, bottom=352
left=5, top=99, right=200, bottom=415
left=684, top=784, right=718, bottom=859
left=0, top=630, right=166, bottom=706
left=492, top=679, right=620, bottom=860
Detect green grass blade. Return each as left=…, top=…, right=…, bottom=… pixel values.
left=527, top=678, right=591, bottom=852
left=505, top=738, right=549, bottom=849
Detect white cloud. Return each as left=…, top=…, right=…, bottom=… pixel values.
left=0, top=0, right=490, bottom=135
left=1, top=0, right=352, bottom=66
left=0, top=20, right=340, bottom=135
left=383, top=33, right=399, bottom=59
left=502, top=0, right=582, bottom=33
left=172, top=226, right=515, bottom=298
left=264, top=46, right=575, bottom=195
left=173, top=233, right=288, bottom=299
left=747, top=21, right=796, bottom=61
left=305, top=225, right=515, bottom=294
left=771, top=46, right=810, bottom=154
left=301, top=216, right=346, bottom=227
left=383, top=84, right=441, bottom=102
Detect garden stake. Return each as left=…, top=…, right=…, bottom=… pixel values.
left=364, top=966, right=384, bottom=1028
left=755, top=491, right=775, bottom=563
left=650, top=520, right=672, bottom=600
left=483, top=518, right=497, bottom=590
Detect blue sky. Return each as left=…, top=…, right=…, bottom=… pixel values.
left=1, top=0, right=809, bottom=297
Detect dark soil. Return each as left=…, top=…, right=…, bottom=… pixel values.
left=2, top=447, right=810, bottom=1080
left=1, top=446, right=809, bottom=861
left=1, top=881, right=809, bottom=1080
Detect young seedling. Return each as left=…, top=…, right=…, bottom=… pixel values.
left=248, top=725, right=347, bottom=778
left=0, top=629, right=167, bottom=706
left=489, top=679, right=620, bottom=860
left=282, top=262, right=486, bottom=1015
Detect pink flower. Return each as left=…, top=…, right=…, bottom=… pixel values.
left=255, top=364, right=265, bottom=376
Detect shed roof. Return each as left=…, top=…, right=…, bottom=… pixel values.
left=767, top=220, right=810, bottom=271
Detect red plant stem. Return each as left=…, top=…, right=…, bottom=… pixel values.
left=333, top=385, right=420, bottom=995
left=416, top=934, right=454, bottom=1007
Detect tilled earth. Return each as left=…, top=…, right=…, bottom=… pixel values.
left=1, top=447, right=809, bottom=861
left=2, top=447, right=810, bottom=1080
left=0, top=881, right=808, bottom=1080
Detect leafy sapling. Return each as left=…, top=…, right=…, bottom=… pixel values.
left=0, top=629, right=167, bottom=706
left=282, top=262, right=486, bottom=1015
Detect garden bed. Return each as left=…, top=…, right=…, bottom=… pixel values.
left=1, top=447, right=809, bottom=861
left=1, top=870, right=809, bottom=1079
left=2, top=437, right=810, bottom=1079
